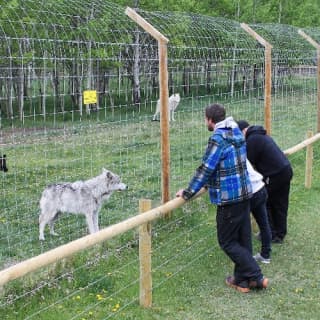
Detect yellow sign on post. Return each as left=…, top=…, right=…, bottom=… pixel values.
left=83, top=90, right=97, bottom=104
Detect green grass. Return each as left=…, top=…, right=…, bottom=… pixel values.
left=1, top=92, right=320, bottom=319
left=2, top=167, right=320, bottom=319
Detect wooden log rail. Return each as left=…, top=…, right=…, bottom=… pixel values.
left=283, top=132, right=320, bottom=155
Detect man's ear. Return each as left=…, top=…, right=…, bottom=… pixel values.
left=208, top=118, right=215, bottom=127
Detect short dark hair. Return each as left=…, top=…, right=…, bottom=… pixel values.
left=237, top=120, right=250, bottom=131
left=205, top=104, right=226, bottom=123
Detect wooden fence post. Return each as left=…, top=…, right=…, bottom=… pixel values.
left=125, top=7, right=170, bottom=205
left=139, top=199, right=152, bottom=307
left=240, top=23, right=273, bottom=135
left=158, top=39, right=170, bottom=204
left=305, top=131, right=313, bottom=188
left=298, top=30, right=320, bottom=133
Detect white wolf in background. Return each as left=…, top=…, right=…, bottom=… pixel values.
left=152, top=93, right=181, bottom=122
left=39, top=168, right=127, bottom=240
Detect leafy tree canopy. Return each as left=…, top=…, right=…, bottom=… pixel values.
left=115, top=0, right=320, bottom=27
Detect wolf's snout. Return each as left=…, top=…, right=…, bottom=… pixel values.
left=118, top=183, right=128, bottom=191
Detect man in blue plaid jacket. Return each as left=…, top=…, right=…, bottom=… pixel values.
left=176, top=103, right=268, bottom=293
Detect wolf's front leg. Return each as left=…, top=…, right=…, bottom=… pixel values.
left=171, top=110, right=176, bottom=121
left=92, top=211, right=100, bottom=233
left=86, top=213, right=96, bottom=234
left=49, top=220, right=59, bottom=236
left=39, top=213, right=48, bottom=240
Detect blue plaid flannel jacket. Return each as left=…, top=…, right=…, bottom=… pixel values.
left=182, top=125, right=252, bottom=205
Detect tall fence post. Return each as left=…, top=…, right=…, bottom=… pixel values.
left=125, top=7, right=170, bottom=204
left=264, top=44, right=272, bottom=134
left=139, top=199, right=152, bottom=307
left=305, top=131, right=313, bottom=188
left=241, top=23, right=273, bottom=135
left=298, top=30, right=320, bottom=133
left=158, top=39, right=170, bottom=204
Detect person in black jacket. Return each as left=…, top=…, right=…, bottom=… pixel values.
left=237, top=120, right=293, bottom=244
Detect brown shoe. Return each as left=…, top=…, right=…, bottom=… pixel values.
left=249, top=277, right=268, bottom=289
left=225, top=276, right=250, bottom=293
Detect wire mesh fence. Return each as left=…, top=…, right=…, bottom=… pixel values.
left=247, top=23, right=318, bottom=148
left=0, top=0, right=320, bottom=318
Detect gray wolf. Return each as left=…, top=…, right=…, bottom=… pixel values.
left=0, top=154, right=8, bottom=172
left=39, top=168, right=127, bottom=240
left=152, top=93, right=181, bottom=121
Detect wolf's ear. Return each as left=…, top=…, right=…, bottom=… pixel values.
left=102, top=168, right=110, bottom=176
left=106, top=171, right=113, bottom=179
left=102, top=168, right=113, bottom=178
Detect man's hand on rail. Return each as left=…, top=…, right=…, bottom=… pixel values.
left=176, top=189, right=184, bottom=198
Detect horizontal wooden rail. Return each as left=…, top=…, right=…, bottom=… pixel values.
left=0, top=189, right=207, bottom=287
left=284, top=132, right=320, bottom=155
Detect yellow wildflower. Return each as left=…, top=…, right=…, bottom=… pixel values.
left=96, top=294, right=103, bottom=301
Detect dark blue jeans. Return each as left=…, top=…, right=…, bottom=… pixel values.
left=216, top=199, right=263, bottom=285
left=251, top=186, right=272, bottom=258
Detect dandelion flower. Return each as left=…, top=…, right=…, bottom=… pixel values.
left=96, top=294, right=103, bottom=301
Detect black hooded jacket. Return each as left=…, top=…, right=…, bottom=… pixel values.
left=245, top=125, right=291, bottom=177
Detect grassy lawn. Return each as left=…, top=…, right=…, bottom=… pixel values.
left=1, top=93, right=320, bottom=319
left=2, top=151, right=320, bottom=319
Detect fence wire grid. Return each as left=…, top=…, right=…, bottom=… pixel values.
left=0, top=0, right=320, bottom=319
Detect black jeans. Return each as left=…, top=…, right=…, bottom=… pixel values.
left=266, top=165, right=293, bottom=240
left=251, top=186, right=272, bottom=258
left=216, top=199, right=263, bottom=284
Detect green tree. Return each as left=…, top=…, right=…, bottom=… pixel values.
left=113, top=0, right=320, bottom=27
